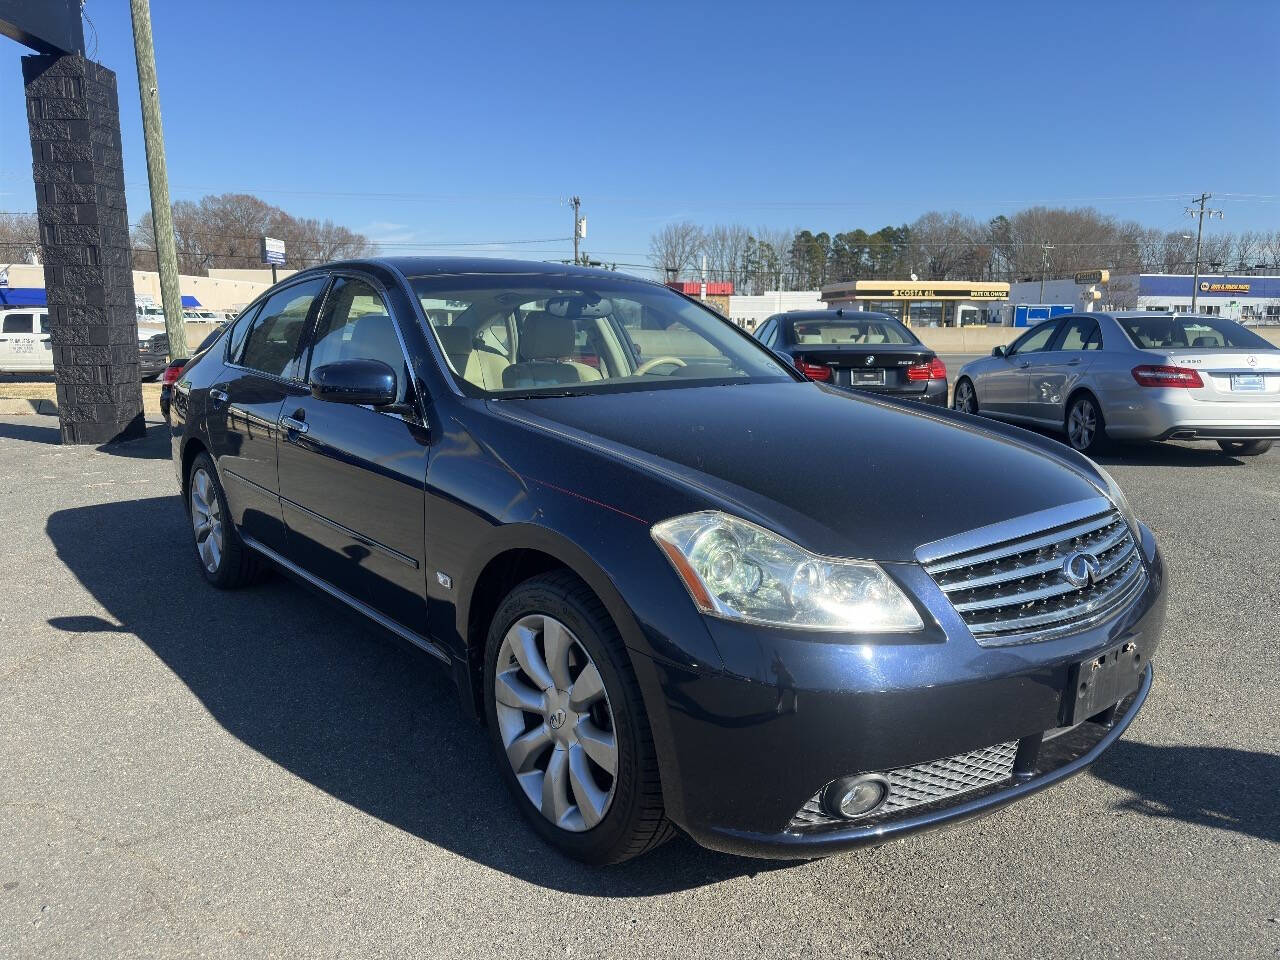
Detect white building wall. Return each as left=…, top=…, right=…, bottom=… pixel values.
left=725, top=290, right=825, bottom=331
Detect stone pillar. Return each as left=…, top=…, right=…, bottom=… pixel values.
left=22, top=53, right=143, bottom=444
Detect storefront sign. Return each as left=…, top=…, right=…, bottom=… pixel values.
left=851, top=286, right=1006, bottom=300
left=1074, top=269, right=1109, bottom=285
left=1200, top=281, right=1250, bottom=294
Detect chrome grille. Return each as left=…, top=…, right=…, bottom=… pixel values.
left=921, top=505, right=1147, bottom=645
left=789, top=741, right=1018, bottom=830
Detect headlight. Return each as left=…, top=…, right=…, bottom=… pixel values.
left=1092, top=462, right=1137, bottom=524
left=651, top=511, right=923, bottom=632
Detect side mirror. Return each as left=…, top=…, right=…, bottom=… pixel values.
left=991, top=345, right=1007, bottom=358
left=310, top=359, right=396, bottom=406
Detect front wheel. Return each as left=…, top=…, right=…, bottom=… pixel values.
left=952, top=378, right=978, bottom=415
left=1217, top=439, right=1273, bottom=457
left=483, top=571, right=673, bottom=864
left=1066, top=394, right=1108, bottom=455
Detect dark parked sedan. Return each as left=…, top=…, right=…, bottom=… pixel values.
left=754, top=309, right=948, bottom=404
left=170, top=259, right=1165, bottom=863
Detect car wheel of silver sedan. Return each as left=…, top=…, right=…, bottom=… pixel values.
left=953, top=378, right=978, bottom=415
left=483, top=571, right=673, bottom=864
left=1066, top=394, right=1108, bottom=455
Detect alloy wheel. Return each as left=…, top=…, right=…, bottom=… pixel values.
left=1068, top=399, right=1096, bottom=451
left=189, top=467, right=224, bottom=573
left=493, top=613, right=618, bottom=832
left=955, top=381, right=976, bottom=414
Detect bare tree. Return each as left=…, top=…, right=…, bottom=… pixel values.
left=132, top=193, right=373, bottom=275
left=648, top=221, right=704, bottom=280
left=702, top=224, right=751, bottom=287
left=0, top=213, right=39, bottom=265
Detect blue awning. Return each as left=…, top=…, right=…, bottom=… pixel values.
left=181, top=295, right=201, bottom=307
left=0, top=287, right=47, bottom=307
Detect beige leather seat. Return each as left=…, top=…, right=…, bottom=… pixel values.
left=434, top=323, right=510, bottom=390
left=502, top=313, right=602, bottom=388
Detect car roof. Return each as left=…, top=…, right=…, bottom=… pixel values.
left=289, top=256, right=655, bottom=284
left=769, top=309, right=899, bottom=323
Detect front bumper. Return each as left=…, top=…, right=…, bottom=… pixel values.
left=632, top=524, right=1165, bottom=859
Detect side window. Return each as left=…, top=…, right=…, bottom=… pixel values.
left=238, top=278, right=326, bottom=378
left=2, top=313, right=33, bottom=334
left=307, top=277, right=407, bottom=400
left=1052, top=316, right=1102, bottom=352
left=225, top=306, right=258, bottom=363
left=39, top=314, right=50, bottom=334
left=1010, top=321, right=1059, bottom=356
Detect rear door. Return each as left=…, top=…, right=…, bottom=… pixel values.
left=206, top=276, right=327, bottom=555
left=275, top=273, right=430, bottom=632
left=1026, top=315, right=1103, bottom=423
left=983, top=319, right=1061, bottom=417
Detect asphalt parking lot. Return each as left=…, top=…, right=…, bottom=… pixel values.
left=1, top=412, right=1277, bottom=960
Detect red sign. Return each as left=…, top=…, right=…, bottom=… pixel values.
left=666, top=281, right=734, bottom=296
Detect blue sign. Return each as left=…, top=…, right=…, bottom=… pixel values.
left=1138, top=275, right=1280, bottom=299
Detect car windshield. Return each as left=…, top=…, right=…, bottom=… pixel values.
left=408, top=274, right=793, bottom=397
left=1121, top=315, right=1273, bottom=350
left=788, top=318, right=916, bottom=346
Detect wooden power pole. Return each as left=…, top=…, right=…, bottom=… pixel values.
left=128, top=0, right=188, bottom=357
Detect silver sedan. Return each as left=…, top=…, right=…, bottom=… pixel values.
left=952, top=312, right=1280, bottom=457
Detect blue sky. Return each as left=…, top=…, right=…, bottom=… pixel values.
left=2, top=0, right=1276, bottom=275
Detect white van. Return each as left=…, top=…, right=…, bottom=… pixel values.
left=0, top=309, right=53, bottom=373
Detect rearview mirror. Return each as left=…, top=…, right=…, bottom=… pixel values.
left=546, top=295, right=613, bottom=319
left=991, top=345, right=1006, bottom=358
left=310, top=359, right=396, bottom=406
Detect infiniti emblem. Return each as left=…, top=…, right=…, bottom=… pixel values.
left=1062, top=551, right=1102, bottom=589
left=549, top=709, right=567, bottom=730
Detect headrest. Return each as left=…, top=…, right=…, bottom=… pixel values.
left=345, top=314, right=402, bottom=369
left=1192, top=336, right=1215, bottom=347
left=435, top=324, right=474, bottom=358
left=521, top=312, right=575, bottom=360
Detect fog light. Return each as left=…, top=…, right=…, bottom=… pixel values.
left=823, top=774, right=890, bottom=819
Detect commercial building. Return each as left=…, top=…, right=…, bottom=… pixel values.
left=1004, top=273, right=1280, bottom=324
left=0, top=262, right=272, bottom=314
left=725, top=290, right=826, bottom=331
left=820, top=279, right=1009, bottom=326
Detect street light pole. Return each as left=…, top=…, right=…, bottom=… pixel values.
left=128, top=0, right=188, bottom=358
left=1186, top=193, right=1223, bottom=315
left=570, top=195, right=581, bottom=265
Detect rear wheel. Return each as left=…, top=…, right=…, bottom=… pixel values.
left=952, top=378, right=978, bottom=415
left=483, top=571, right=672, bottom=864
left=187, top=453, right=263, bottom=588
left=1066, top=393, right=1108, bottom=456
left=1217, top=439, right=1273, bottom=457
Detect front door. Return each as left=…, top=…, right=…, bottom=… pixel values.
left=276, top=274, right=430, bottom=633
left=1026, top=315, right=1102, bottom=424
left=206, top=277, right=327, bottom=554
left=983, top=319, right=1061, bottom=417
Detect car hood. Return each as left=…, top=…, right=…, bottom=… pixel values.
left=493, top=382, right=1112, bottom=562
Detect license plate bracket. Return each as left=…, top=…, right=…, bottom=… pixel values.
left=1063, top=643, right=1143, bottom=725
left=851, top=369, right=885, bottom=386
left=1231, top=373, right=1265, bottom=392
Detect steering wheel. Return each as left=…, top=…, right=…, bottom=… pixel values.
left=634, top=355, right=687, bottom=376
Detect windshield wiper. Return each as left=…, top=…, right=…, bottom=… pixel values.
left=502, top=390, right=590, bottom=399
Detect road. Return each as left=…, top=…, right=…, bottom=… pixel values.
left=1, top=413, right=1276, bottom=960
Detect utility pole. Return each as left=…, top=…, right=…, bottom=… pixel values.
left=570, top=196, right=582, bottom=265
left=1038, top=243, right=1055, bottom=303
left=128, top=0, right=187, bottom=358
left=1186, top=193, right=1224, bottom=315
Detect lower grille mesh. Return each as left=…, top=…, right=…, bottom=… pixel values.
left=789, top=741, right=1018, bottom=830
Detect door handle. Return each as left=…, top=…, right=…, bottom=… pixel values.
left=1067, top=358, right=1082, bottom=366
left=209, top=387, right=228, bottom=405
left=280, top=414, right=309, bottom=434
left=1019, top=362, right=1031, bottom=369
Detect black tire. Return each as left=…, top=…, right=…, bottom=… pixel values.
left=483, top=570, right=673, bottom=864
left=185, top=452, right=264, bottom=588
left=1065, top=393, right=1109, bottom=456
left=1217, top=439, right=1273, bottom=457
left=952, top=377, right=979, bottom=415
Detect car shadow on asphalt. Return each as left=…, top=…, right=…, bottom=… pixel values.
left=1093, top=442, right=1246, bottom=468
left=46, top=495, right=796, bottom=894
left=1091, top=741, right=1279, bottom=844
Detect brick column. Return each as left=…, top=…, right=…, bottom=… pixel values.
left=22, top=53, right=144, bottom=445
